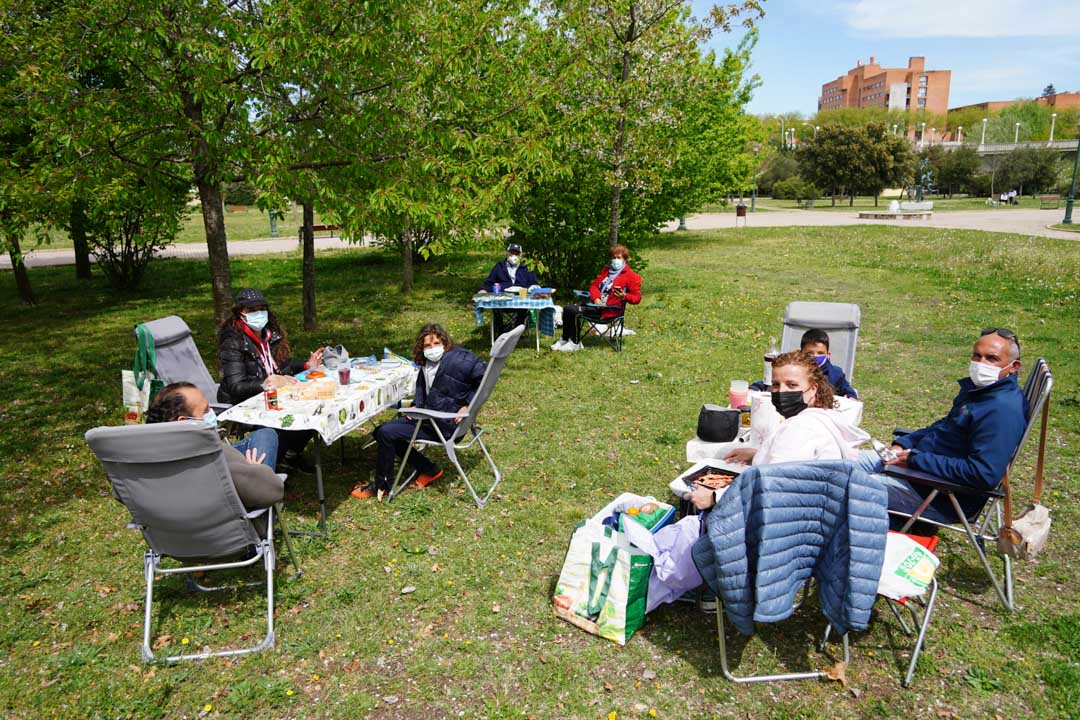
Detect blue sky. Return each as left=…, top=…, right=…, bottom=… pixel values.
left=693, top=0, right=1080, bottom=116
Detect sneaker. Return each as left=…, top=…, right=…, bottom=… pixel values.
left=560, top=341, right=584, bottom=352
left=622, top=328, right=636, bottom=336
left=550, top=339, right=568, bottom=350
left=415, top=468, right=444, bottom=488
left=350, top=483, right=378, bottom=500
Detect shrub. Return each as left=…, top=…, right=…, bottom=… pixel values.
left=772, top=177, right=820, bottom=201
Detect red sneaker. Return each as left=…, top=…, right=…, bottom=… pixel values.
left=350, top=484, right=378, bottom=500
left=415, top=469, right=444, bottom=488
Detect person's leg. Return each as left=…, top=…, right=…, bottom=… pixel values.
left=232, top=428, right=280, bottom=470
left=373, top=418, right=441, bottom=489
left=493, top=309, right=511, bottom=336
left=277, top=429, right=315, bottom=472
left=857, top=450, right=948, bottom=525
left=561, top=305, right=582, bottom=342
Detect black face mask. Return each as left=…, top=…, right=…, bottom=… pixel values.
left=771, top=390, right=807, bottom=419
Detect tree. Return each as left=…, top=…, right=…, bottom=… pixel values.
left=797, top=123, right=912, bottom=206
left=755, top=154, right=799, bottom=196
left=1042, top=83, right=1057, bottom=97
left=999, top=147, right=1062, bottom=195
left=937, top=146, right=980, bottom=197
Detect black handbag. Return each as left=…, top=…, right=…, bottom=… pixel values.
left=697, top=404, right=740, bottom=443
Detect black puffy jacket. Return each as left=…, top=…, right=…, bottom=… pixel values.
left=217, top=323, right=306, bottom=405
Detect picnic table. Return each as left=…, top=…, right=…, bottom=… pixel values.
left=473, top=293, right=556, bottom=352
left=220, top=355, right=416, bottom=535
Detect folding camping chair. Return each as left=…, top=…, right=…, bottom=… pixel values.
left=572, top=290, right=627, bottom=352
left=387, top=324, right=525, bottom=508
left=136, top=315, right=228, bottom=411
left=85, top=422, right=302, bottom=662
left=780, top=301, right=861, bottom=382
left=884, top=358, right=1053, bottom=611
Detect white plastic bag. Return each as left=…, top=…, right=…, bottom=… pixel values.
left=877, top=533, right=939, bottom=601
left=121, top=369, right=152, bottom=424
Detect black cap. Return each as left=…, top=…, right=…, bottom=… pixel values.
left=236, top=288, right=268, bottom=309
left=506, top=243, right=523, bottom=255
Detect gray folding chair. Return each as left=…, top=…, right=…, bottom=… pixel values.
left=885, top=358, right=1053, bottom=611
left=387, top=324, right=525, bottom=508
left=780, top=301, right=861, bottom=381
left=85, top=422, right=302, bottom=663
left=135, top=316, right=227, bottom=410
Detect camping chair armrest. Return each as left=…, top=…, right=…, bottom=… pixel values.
left=244, top=507, right=270, bottom=520
left=398, top=407, right=469, bottom=421
left=573, top=289, right=590, bottom=299
left=884, top=465, right=1005, bottom=498
left=585, top=303, right=623, bottom=312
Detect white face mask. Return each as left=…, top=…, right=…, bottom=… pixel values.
left=969, top=360, right=1007, bottom=388
left=611, top=258, right=625, bottom=272
left=423, top=345, right=445, bottom=364
left=244, top=310, right=269, bottom=332
left=507, top=255, right=520, bottom=267
left=200, top=410, right=219, bottom=429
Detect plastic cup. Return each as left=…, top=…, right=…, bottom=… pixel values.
left=338, top=367, right=351, bottom=385
left=728, top=379, right=749, bottom=409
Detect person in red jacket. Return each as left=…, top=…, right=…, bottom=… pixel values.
left=552, top=244, right=642, bottom=352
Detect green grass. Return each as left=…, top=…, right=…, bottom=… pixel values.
left=21, top=206, right=333, bottom=250
left=760, top=194, right=1048, bottom=212
left=1051, top=223, right=1080, bottom=233
left=1, top=226, right=1078, bottom=719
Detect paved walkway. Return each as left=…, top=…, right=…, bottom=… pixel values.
left=3, top=208, right=1076, bottom=269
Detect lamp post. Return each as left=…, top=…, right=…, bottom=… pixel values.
left=958, top=126, right=963, bottom=144
left=814, top=125, right=820, bottom=138
left=891, top=123, right=897, bottom=136
left=1064, top=125, right=1079, bottom=224
left=980, top=117, right=988, bottom=146
left=1014, top=122, right=1021, bottom=144
left=1050, top=113, right=1057, bottom=143
left=779, top=117, right=786, bottom=149
left=920, top=121, right=927, bottom=147
left=930, top=127, right=936, bottom=145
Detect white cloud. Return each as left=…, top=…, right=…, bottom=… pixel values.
left=843, top=0, right=1080, bottom=37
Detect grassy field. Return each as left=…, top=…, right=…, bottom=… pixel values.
left=1, top=226, right=1078, bottom=719
left=760, top=195, right=1051, bottom=212
left=1051, top=223, right=1080, bottom=233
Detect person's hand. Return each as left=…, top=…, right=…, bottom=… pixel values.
left=454, top=405, right=469, bottom=424
left=265, top=374, right=298, bottom=389
left=477, top=289, right=488, bottom=295
left=244, top=447, right=267, bottom=466
left=613, top=286, right=626, bottom=299
left=884, top=449, right=911, bottom=468
left=723, top=446, right=756, bottom=464
left=689, top=486, right=716, bottom=510
left=308, top=348, right=324, bottom=368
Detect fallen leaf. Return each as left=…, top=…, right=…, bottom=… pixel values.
left=151, top=634, right=172, bottom=649
left=604, top=682, right=613, bottom=693
left=400, top=585, right=416, bottom=595
left=431, top=563, right=441, bottom=573
left=492, top=603, right=501, bottom=614
left=823, top=661, right=847, bottom=688
left=383, top=695, right=399, bottom=705
left=384, top=566, right=392, bottom=574
left=848, top=687, right=862, bottom=699
left=642, top=669, right=656, bottom=681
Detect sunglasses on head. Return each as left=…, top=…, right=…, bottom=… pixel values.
left=981, top=327, right=1020, bottom=352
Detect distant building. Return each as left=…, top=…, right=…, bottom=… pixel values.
left=950, top=91, right=1080, bottom=114
left=819, top=56, right=951, bottom=116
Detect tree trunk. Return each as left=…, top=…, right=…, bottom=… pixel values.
left=6, top=234, right=36, bottom=305
left=301, top=203, right=316, bottom=331
left=608, top=43, right=633, bottom=247
left=850, top=194, right=855, bottom=207
left=196, top=179, right=232, bottom=326
left=70, top=199, right=93, bottom=280
left=401, top=228, right=414, bottom=294
left=831, top=192, right=837, bottom=207
left=874, top=193, right=879, bottom=207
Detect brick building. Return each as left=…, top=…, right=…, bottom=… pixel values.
left=950, top=91, right=1080, bottom=114
left=819, top=56, right=951, bottom=116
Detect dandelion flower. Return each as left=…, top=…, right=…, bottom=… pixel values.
left=181, top=637, right=190, bottom=645
left=204, top=704, right=212, bottom=713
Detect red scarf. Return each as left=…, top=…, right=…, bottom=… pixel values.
left=238, top=321, right=277, bottom=377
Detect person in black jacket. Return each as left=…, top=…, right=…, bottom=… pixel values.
left=216, top=288, right=324, bottom=471
left=353, top=323, right=487, bottom=500
left=478, top=242, right=540, bottom=335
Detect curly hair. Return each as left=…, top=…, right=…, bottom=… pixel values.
left=413, top=323, right=453, bottom=365
left=216, top=303, right=292, bottom=367
left=146, top=382, right=197, bottom=424
left=771, top=350, right=835, bottom=410
left=609, top=244, right=630, bottom=260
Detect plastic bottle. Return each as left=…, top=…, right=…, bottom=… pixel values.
left=763, top=337, right=780, bottom=386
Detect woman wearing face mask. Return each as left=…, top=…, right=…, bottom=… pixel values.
left=553, top=244, right=642, bottom=352
left=353, top=323, right=487, bottom=500
left=478, top=242, right=540, bottom=335
left=216, top=288, right=324, bottom=470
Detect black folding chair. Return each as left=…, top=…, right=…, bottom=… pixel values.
left=572, top=290, right=627, bottom=352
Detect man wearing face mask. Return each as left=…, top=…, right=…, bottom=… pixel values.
left=856, top=328, right=1027, bottom=522
left=478, top=243, right=540, bottom=336
left=146, top=382, right=284, bottom=510
left=353, top=323, right=487, bottom=500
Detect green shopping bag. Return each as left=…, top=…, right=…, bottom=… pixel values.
left=122, top=324, right=164, bottom=423
left=552, top=521, right=653, bottom=645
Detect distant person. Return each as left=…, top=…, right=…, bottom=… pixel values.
left=216, top=288, right=324, bottom=472
left=478, top=242, right=540, bottom=335
left=147, top=382, right=284, bottom=510
left=552, top=244, right=642, bottom=352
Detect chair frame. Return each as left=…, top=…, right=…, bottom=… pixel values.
left=884, top=358, right=1053, bottom=611
left=573, top=290, right=626, bottom=352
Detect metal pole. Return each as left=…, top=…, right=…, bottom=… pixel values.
left=780, top=117, right=785, bottom=149
left=980, top=118, right=987, bottom=146
left=1049, top=113, right=1057, bottom=144
left=958, top=126, right=963, bottom=143
left=1063, top=135, right=1079, bottom=224
left=1014, top=122, right=1020, bottom=144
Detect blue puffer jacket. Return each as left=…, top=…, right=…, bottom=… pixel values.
left=691, top=460, right=887, bottom=637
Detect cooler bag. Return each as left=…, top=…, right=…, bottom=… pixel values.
left=552, top=521, right=652, bottom=645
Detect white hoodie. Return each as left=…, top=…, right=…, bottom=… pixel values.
left=752, top=407, right=869, bottom=466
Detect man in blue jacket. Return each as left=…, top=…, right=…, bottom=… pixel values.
left=858, top=328, right=1027, bottom=521
left=353, top=324, right=487, bottom=500
left=479, top=242, right=540, bottom=335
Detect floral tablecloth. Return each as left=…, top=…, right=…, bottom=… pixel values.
left=219, top=360, right=417, bottom=445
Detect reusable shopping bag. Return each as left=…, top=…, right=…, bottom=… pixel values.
left=877, top=532, right=939, bottom=601
left=122, top=324, right=164, bottom=424
left=552, top=521, right=653, bottom=645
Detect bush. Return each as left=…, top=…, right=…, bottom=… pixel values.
left=772, top=177, right=820, bottom=201
left=755, top=154, right=799, bottom=196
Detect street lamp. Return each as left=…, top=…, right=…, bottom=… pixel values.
left=891, top=123, right=897, bottom=136
left=1064, top=123, right=1080, bottom=224
left=1050, top=113, right=1057, bottom=143
left=1014, top=122, right=1021, bottom=144
left=958, top=126, right=963, bottom=143
left=920, top=121, right=927, bottom=147
left=930, top=127, right=936, bottom=145
left=779, top=117, right=786, bottom=149
left=980, top=117, right=988, bottom=146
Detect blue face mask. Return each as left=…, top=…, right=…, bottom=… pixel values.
left=244, top=310, right=269, bottom=332
left=611, top=258, right=625, bottom=272
left=812, top=355, right=828, bottom=367
left=200, top=410, right=219, bottom=429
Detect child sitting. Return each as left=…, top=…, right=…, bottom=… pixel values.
left=750, top=329, right=858, bottom=399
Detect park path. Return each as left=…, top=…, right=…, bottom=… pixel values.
left=3, top=208, right=1076, bottom=270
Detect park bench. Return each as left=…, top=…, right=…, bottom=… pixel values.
left=297, top=224, right=341, bottom=241
left=1040, top=195, right=1060, bottom=210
